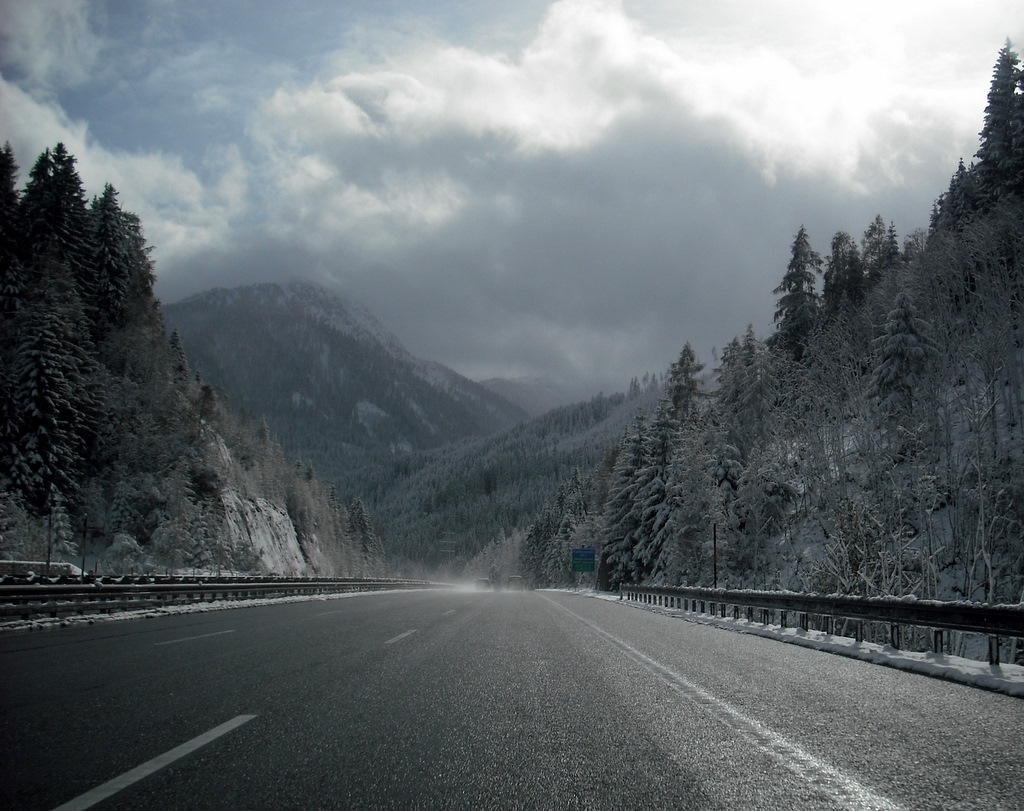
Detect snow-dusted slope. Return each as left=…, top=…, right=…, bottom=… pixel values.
left=164, top=282, right=529, bottom=475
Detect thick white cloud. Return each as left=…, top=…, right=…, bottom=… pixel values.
left=0, top=75, right=248, bottom=273
left=2, top=0, right=1019, bottom=397
left=254, top=0, right=1006, bottom=198
left=0, top=0, right=101, bottom=89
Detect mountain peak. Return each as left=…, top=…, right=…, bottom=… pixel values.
left=164, top=282, right=528, bottom=472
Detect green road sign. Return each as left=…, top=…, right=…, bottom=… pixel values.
left=571, top=548, right=595, bottom=572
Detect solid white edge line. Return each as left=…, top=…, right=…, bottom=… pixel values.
left=384, top=629, right=418, bottom=645
left=542, top=595, right=905, bottom=811
left=153, top=629, right=235, bottom=646
left=51, top=714, right=257, bottom=811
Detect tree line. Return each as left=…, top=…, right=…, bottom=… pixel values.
left=0, top=142, right=383, bottom=576
left=519, top=42, right=1024, bottom=609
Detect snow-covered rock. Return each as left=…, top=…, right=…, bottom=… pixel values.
left=221, top=492, right=308, bottom=575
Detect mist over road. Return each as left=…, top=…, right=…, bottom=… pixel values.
left=2, top=590, right=1020, bottom=809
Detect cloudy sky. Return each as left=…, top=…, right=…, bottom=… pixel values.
left=1, top=1, right=1020, bottom=400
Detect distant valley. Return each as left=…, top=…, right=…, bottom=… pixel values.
left=164, top=282, right=530, bottom=472
left=163, top=282, right=655, bottom=568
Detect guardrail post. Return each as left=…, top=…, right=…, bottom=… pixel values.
left=932, top=629, right=943, bottom=654
left=800, top=613, right=808, bottom=632
left=854, top=621, right=863, bottom=643
left=890, top=624, right=901, bottom=650
left=780, top=610, right=787, bottom=628
left=989, top=637, right=1000, bottom=666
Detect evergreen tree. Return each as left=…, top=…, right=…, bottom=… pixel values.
left=90, top=184, right=134, bottom=329
left=651, top=416, right=718, bottom=585
left=822, top=231, right=863, bottom=315
left=930, top=160, right=981, bottom=233
left=169, top=329, right=190, bottom=381
left=976, top=41, right=1024, bottom=204
left=541, top=472, right=586, bottom=585
left=0, top=142, right=24, bottom=315
left=0, top=489, right=31, bottom=559
left=861, top=215, right=899, bottom=287
left=5, top=251, right=98, bottom=511
left=867, top=292, right=936, bottom=414
left=0, top=147, right=22, bottom=489
left=19, top=144, right=94, bottom=302
left=522, top=500, right=557, bottom=586
left=602, top=414, right=646, bottom=588
left=665, top=342, right=703, bottom=421
left=349, top=497, right=384, bottom=574
left=632, top=401, right=678, bottom=580
left=48, top=487, right=77, bottom=558
left=772, top=225, right=821, bottom=363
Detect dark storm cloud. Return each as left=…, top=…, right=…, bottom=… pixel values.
left=2, top=0, right=1019, bottom=401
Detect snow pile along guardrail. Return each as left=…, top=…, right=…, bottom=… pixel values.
left=620, top=584, right=1024, bottom=666
left=0, top=576, right=449, bottom=622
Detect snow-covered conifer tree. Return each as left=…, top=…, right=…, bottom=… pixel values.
left=867, top=292, right=935, bottom=415
left=861, top=215, right=899, bottom=288
left=665, top=343, right=703, bottom=421
left=632, top=401, right=678, bottom=580
left=349, top=498, right=384, bottom=575
left=772, top=226, right=821, bottom=363
left=823, top=231, right=863, bottom=314
left=601, top=414, right=646, bottom=588
left=0, top=142, right=23, bottom=316
left=976, top=41, right=1023, bottom=204
left=90, top=184, right=134, bottom=328
left=7, top=252, right=98, bottom=510
left=19, top=144, right=94, bottom=305
left=651, top=417, right=718, bottom=585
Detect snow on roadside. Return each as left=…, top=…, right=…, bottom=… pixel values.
left=576, top=589, right=1024, bottom=698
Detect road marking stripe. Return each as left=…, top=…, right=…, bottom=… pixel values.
left=153, top=629, right=235, bottom=646
left=544, top=597, right=904, bottom=811
left=384, top=629, right=417, bottom=645
left=442, top=610, right=456, bottom=616
left=51, top=714, right=257, bottom=811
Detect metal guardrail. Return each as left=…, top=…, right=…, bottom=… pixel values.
left=620, top=584, right=1024, bottom=666
left=0, top=577, right=449, bottom=622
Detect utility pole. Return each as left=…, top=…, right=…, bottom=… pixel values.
left=45, top=510, right=53, bottom=578
left=713, top=523, right=718, bottom=589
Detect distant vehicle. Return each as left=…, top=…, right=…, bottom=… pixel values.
left=505, top=576, right=525, bottom=590
left=475, top=578, right=491, bottom=590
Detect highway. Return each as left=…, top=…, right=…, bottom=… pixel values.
left=2, top=589, right=1021, bottom=810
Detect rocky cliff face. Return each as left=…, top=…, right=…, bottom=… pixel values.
left=220, top=492, right=308, bottom=575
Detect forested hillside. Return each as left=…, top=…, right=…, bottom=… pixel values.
left=163, top=282, right=529, bottom=474
left=0, top=143, right=383, bottom=576
left=519, top=43, right=1024, bottom=607
left=348, top=379, right=663, bottom=574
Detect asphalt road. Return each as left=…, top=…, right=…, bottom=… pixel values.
left=1, top=589, right=1021, bottom=810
